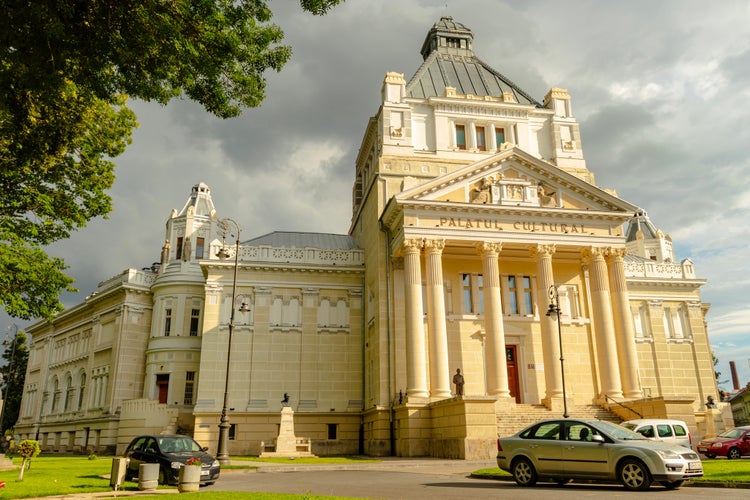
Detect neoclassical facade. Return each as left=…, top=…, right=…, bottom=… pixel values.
left=14, top=17, right=727, bottom=458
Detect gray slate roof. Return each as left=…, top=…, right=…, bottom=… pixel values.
left=244, top=231, right=359, bottom=250
left=406, top=16, right=541, bottom=106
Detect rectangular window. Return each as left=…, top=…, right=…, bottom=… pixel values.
left=229, top=424, right=236, bottom=441
left=195, top=237, right=205, bottom=259
left=164, top=308, right=172, bottom=336
left=183, top=371, right=195, bottom=405
left=508, top=276, right=519, bottom=314
left=476, top=126, right=486, bottom=151
left=455, top=124, right=466, bottom=150
left=506, top=275, right=534, bottom=315
left=189, top=309, right=200, bottom=336
left=327, top=423, right=338, bottom=440
left=462, top=273, right=484, bottom=314
left=462, top=274, right=473, bottom=312
left=495, top=127, right=505, bottom=148
left=522, top=276, right=533, bottom=315
left=175, top=237, right=183, bottom=260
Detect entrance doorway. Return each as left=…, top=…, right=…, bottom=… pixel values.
left=156, top=374, right=169, bottom=404
left=506, top=346, right=521, bottom=403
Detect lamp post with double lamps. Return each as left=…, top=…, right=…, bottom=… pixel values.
left=215, top=217, right=249, bottom=465
left=546, top=286, right=569, bottom=418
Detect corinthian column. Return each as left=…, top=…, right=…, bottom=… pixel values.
left=583, top=247, right=623, bottom=399
left=478, top=242, right=510, bottom=398
left=606, top=248, right=642, bottom=398
left=403, top=239, right=428, bottom=399
left=424, top=239, right=451, bottom=398
left=530, top=244, right=562, bottom=401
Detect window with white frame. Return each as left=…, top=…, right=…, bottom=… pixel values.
left=664, top=304, right=691, bottom=339
left=461, top=273, right=484, bottom=314
left=183, top=371, right=195, bottom=405
left=164, top=307, right=172, bottom=336
left=455, top=124, right=467, bottom=150
left=189, top=308, right=201, bottom=336
left=504, top=275, right=534, bottom=316
left=475, top=126, right=486, bottom=151
left=632, top=303, right=652, bottom=339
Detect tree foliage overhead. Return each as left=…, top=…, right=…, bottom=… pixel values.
left=0, top=0, right=343, bottom=320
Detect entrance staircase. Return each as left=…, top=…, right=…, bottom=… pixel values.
left=497, top=404, right=622, bottom=437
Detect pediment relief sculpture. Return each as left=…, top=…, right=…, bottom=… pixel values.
left=469, top=173, right=559, bottom=208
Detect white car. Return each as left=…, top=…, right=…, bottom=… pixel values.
left=497, top=418, right=703, bottom=491
left=621, top=419, right=692, bottom=449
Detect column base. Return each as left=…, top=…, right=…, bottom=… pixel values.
left=494, top=396, right=516, bottom=412
left=542, top=395, right=573, bottom=416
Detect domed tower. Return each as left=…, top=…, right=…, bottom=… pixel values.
left=145, top=182, right=221, bottom=432
left=625, top=210, right=675, bottom=262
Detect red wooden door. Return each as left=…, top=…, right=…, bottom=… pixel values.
left=506, top=346, right=521, bottom=403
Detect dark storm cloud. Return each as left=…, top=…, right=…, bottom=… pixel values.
left=3, top=0, right=749, bottom=385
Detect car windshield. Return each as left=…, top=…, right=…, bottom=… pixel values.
left=594, top=420, right=648, bottom=441
left=717, top=428, right=745, bottom=439
left=158, top=436, right=203, bottom=453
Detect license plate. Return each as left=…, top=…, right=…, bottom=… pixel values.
left=200, top=470, right=209, bottom=476
left=688, top=461, right=702, bottom=471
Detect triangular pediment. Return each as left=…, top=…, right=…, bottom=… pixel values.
left=395, top=147, right=639, bottom=214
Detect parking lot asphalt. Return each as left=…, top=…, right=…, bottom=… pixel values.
left=22, top=456, right=750, bottom=499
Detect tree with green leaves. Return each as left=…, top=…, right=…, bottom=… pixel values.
left=0, top=328, right=29, bottom=438
left=17, top=439, right=40, bottom=480
left=1, top=0, right=344, bottom=320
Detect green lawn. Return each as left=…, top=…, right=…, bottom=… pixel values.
left=0, top=455, right=747, bottom=499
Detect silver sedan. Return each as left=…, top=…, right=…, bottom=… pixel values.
left=496, top=418, right=703, bottom=491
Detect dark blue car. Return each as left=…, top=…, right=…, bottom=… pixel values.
left=124, top=434, right=220, bottom=486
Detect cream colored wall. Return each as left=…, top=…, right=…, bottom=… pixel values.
left=194, top=260, right=364, bottom=455
left=15, top=274, right=153, bottom=453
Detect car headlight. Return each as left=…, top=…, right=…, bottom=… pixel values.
left=711, top=443, right=723, bottom=448
left=212, top=460, right=220, bottom=467
left=171, top=461, right=182, bottom=470
left=655, top=449, right=680, bottom=459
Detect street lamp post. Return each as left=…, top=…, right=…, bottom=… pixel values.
left=546, top=286, right=569, bottom=418
left=215, top=218, right=249, bottom=465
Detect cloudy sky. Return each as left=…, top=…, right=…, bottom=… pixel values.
left=4, top=0, right=750, bottom=389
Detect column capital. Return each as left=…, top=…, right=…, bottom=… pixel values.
left=582, top=246, right=607, bottom=262
left=605, top=247, right=628, bottom=261
left=529, top=243, right=556, bottom=258
left=424, top=238, right=445, bottom=252
left=476, top=241, right=502, bottom=256
left=402, top=238, right=424, bottom=254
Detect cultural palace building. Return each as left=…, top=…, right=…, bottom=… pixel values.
left=13, top=17, right=732, bottom=459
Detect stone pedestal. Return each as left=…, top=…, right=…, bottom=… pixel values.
left=259, top=406, right=315, bottom=458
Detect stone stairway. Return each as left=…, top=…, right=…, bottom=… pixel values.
left=496, top=403, right=622, bottom=437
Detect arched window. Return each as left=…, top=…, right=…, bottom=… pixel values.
left=78, top=371, right=87, bottom=410
left=50, top=377, right=60, bottom=413
left=63, top=373, right=74, bottom=412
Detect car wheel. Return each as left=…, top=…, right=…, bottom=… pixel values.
left=727, top=447, right=742, bottom=459
left=660, top=480, right=684, bottom=490
left=511, top=457, right=537, bottom=487
left=618, top=458, right=652, bottom=491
